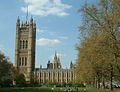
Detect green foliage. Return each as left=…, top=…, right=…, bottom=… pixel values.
left=0, top=51, right=13, bottom=87
left=15, top=73, right=26, bottom=87
left=30, top=73, right=39, bottom=87
left=76, top=0, right=120, bottom=90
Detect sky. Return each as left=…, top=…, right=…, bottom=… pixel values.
left=0, top=0, right=95, bottom=68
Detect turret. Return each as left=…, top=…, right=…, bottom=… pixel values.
left=16, top=16, right=20, bottom=26
left=70, top=61, right=73, bottom=69
left=40, top=65, right=42, bottom=69
left=30, top=16, right=33, bottom=24
left=53, top=51, right=61, bottom=69
left=54, top=51, right=57, bottom=61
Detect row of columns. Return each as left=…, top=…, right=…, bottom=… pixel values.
left=35, top=70, right=76, bottom=84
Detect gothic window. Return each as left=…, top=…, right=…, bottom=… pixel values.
left=20, top=40, right=22, bottom=49
left=23, top=40, right=25, bottom=49
left=22, top=57, right=24, bottom=66
left=25, top=57, right=27, bottom=66
left=26, top=40, right=28, bottom=48
left=19, top=57, right=21, bottom=66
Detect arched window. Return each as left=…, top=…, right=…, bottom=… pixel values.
left=26, top=40, right=28, bottom=48
left=19, top=57, right=21, bottom=66
left=25, top=57, right=27, bottom=66
left=23, top=40, right=25, bottom=49
left=22, top=57, right=24, bottom=66
left=20, top=40, right=22, bottom=49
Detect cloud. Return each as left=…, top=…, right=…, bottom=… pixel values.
left=58, top=36, right=68, bottom=40
left=36, top=38, right=61, bottom=46
left=36, top=29, right=46, bottom=34
left=21, top=0, right=72, bottom=17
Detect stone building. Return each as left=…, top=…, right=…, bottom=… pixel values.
left=14, top=16, right=36, bottom=82
left=14, top=17, right=76, bottom=84
left=34, top=52, right=75, bottom=84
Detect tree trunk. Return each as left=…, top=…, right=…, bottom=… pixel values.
left=97, top=72, right=100, bottom=89
left=110, top=65, right=113, bottom=90
left=94, top=77, right=97, bottom=88
left=102, top=78, right=105, bottom=89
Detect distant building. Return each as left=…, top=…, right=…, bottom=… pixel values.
left=34, top=52, right=76, bottom=84
left=14, top=17, right=76, bottom=84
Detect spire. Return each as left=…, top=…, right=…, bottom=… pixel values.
left=17, top=16, right=20, bottom=21
left=30, top=16, right=33, bottom=22
left=55, top=51, right=57, bottom=57
left=70, top=61, right=73, bottom=69
left=26, top=5, right=29, bottom=21
left=54, top=51, right=57, bottom=60
left=70, top=61, right=73, bottom=65
left=17, top=16, right=20, bottom=25
left=48, top=60, right=50, bottom=64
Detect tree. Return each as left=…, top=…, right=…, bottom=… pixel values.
left=76, top=0, right=120, bottom=90
left=76, top=33, right=114, bottom=88
left=15, top=73, right=26, bottom=87
left=0, top=51, right=13, bottom=87
left=30, top=73, right=39, bottom=87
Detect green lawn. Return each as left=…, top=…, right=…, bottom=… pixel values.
left=0, top=88, right=53, bottom=92
left=0, top=87, right=118, bottom=92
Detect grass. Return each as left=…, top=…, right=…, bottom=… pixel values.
left=0, top=87, right=53, bottom=92
left=0, top=87, right=118, bottom=92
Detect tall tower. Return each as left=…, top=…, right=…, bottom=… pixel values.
left=14, top=16, right=36, bottom=82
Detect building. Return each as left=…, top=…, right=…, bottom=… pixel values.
left=14, top=16, right=36, bottom=82
left=34, top=52, right=75, bottom=84
left=14, top=17, right=76, bottom=84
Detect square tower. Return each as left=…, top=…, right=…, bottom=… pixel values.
left=14, top=16, right=36, bottom=82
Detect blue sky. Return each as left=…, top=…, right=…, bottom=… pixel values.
left=0, top=0, right=94, bottom=68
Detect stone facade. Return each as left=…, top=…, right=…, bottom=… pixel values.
left=34, top=52, right=76, bottom=84
left=14, top=17, right=76, bottom=84
left=14, top=17, right=36, bottom=82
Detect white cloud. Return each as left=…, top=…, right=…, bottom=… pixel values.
left=36, top=38, right=61, bottom=46
left=36, top=29, right=46, bottom=34
left=58, top=36, right=68, bottom=40
left=21, top=0, right=72, bottom=17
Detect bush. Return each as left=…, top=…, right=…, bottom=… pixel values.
left=0, top=78, right=13, bottom=87
left=15, top=73, right=26, bottom=87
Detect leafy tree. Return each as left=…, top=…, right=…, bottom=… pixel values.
left=76, top=0, right=120, bottom=90
left=15, top=73, right=26, bottom=87
left=0, top=51, right=13, bottom=87
left=30, top=73, right=39, bottom=87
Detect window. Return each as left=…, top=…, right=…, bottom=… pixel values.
left=19, top=57, right=21, bottom=66
left=26, top=40, right=28, bottom=48
left=20, top=40, right=22, bottom=49
left=23, top=40, right=25, bottom=49
left=25, top=57, right=27, bottom=66
left=22, top=57, right=24, bottom=66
